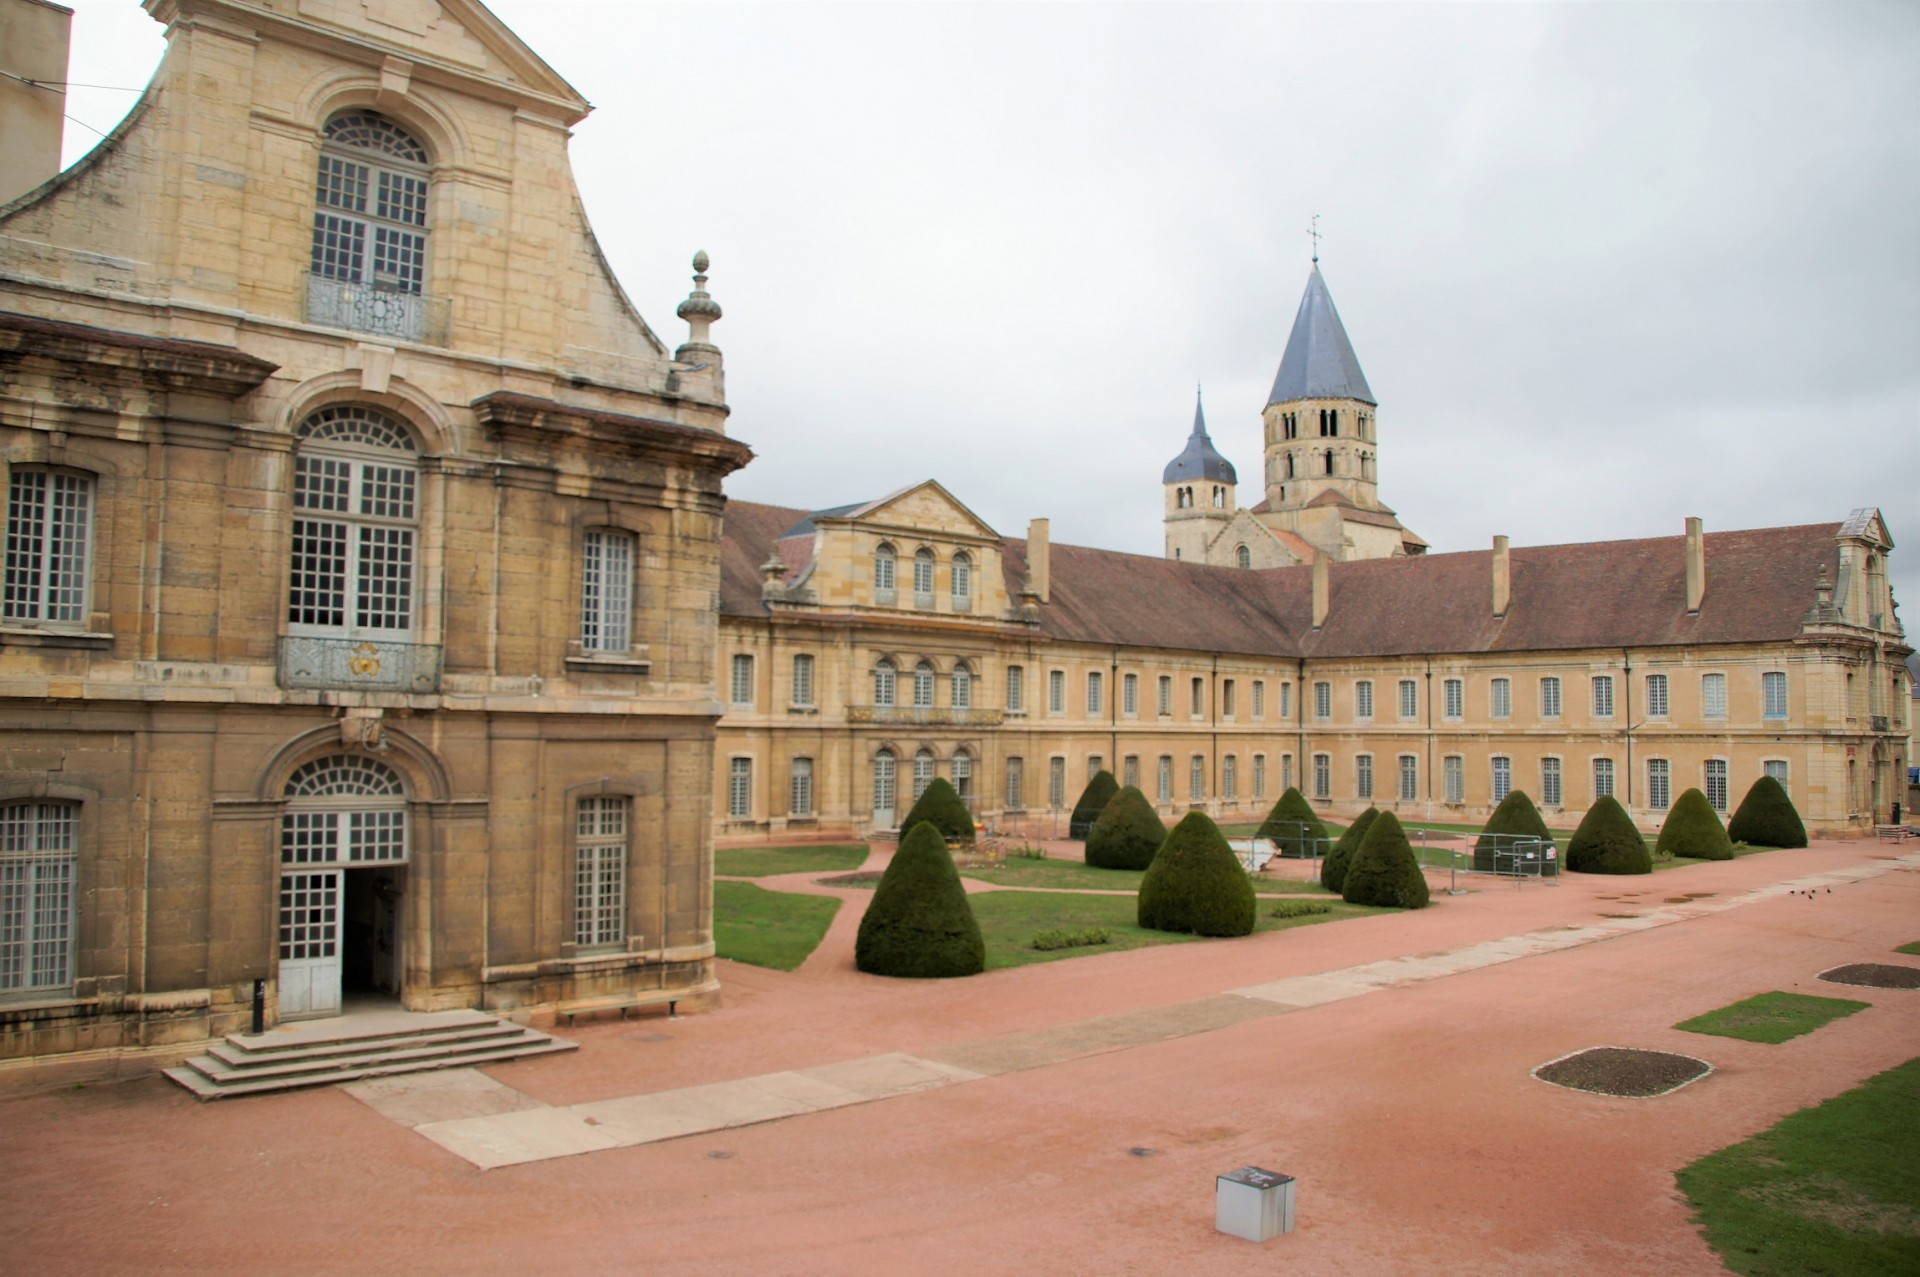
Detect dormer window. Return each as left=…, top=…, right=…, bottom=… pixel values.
left=874, top=543, right=896, bottom=601
left=308, top=112, right=432, bottom=340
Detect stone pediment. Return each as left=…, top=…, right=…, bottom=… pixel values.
left=836, top=480, right=1000, bottom=542
left=1208, top=508, right=1311, bottom=569
left=1838, top=507, right=1893, bottom=549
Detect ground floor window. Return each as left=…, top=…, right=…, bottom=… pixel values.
left=914, top=750, right=935, bottom=803
left=1282, top=754, right=1293, bottom=792
left=1252, top=754, right=1266, bottom=800
left=1443, top=755, right=1464, bottom=804
left=1004, top=757, right=1024, bottom=810
left=791, top=758, right=815, bottom=816
left=1312, top=753, right=1331, bottom=801
left=575, top=797, right=627, bottom=948
left=1222, top=755, right=1237, bottom=800
left=1157, top=755, right=1173, bottom=803
left=874, top=751, right=897, bottom=816
left=1356, top=754, right=1374, bottom=800
left=1541, top=757, right=1562, bottom=808
left=1124, top=755, right=1139, bottom=790
left=952, top=752, right=972, bottom=805
left=1491, top=756, right=1512, bottom=803
left=1398, top=755, right=1418, bottom=802
left=1049, top=757, right=1066, bottom=809
left=1, top=801, right=76, bottom=994
left=1648, top=759, right=1671, bottom=810
left=1593, top=757, right=1615, bottom=800
left=729, top=758, right=752, bottom=819
left=1764, top=759, right=1789, bottom=793
left=1705, top=758, right=1728, bottom=812
left=1189, top=755, right=1206, bottom=802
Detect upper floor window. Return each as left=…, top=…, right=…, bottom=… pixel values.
left=1221, top=678, right=1236, bottom=717
left=1539, top=676, right=1561, bottom=719
left=951, top=552, right=972, bottom=609
left=729, top=654, right=755, bottom=706
left=1157, top=675, right=1173, bottom=715
left=1252, top=680, right=1266, bottom=719
left=1702, top=672, right=1727, bottom=719
left=288, top=406, right=418, bottom=637
left=1443, top=677, right=1463, bottom=720
left=1280, top=681, right=1292, bottom=719
left=1591, top=675, right=1614, bottom=719
left=951, top=664, right=972, bottom=710
left=1314, top=681, right=1332, bottom=720
left=579, top=530, right=633, bottom=653
left=1005, top=664, right=1024, bottom=712
left=913, top=660, right=936, bottom=709
left=873, top=659, right=896, bottom=707
left=1087, top=670, right=1104, bottom=716
left=1490, top=677, right=1511, bottom=719
left=874, top=543, right=897, bottom=595
left=1762, top=671, right=1787, bottom=719
left=1398, top=679, right=1418, bottom=719
left=912, top=548, right=935, bottom=604
left=1123, top=672, right=1139, bottom=716
left=791, top=653, right=816, bottom=707
left=4, top=468, right=92, bottom=628
left=1355, top=680, right=1374, bottom=720
left=1190, top=677, right=1205, bottom=717
left=1646, top=673, right=1669, bottom=717
left=309, top=112, right=430, bottom=337
left=1, top=801, right=77, bottom=994
left=1048, top=669, right=1066, bottom=714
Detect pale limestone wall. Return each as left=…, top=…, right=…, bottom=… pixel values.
left=1261, top=395, right=1378, bottom=512
left=0, top=0, right=71, bottom=208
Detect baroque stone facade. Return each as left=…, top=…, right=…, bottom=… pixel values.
left=0, top=0, right=746, bottom=1061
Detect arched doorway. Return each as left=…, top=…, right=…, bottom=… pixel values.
left=278, top=754, right=409, bottom=1018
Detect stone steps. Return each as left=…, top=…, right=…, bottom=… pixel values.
left=163, top=1009, right=575, bottom=1100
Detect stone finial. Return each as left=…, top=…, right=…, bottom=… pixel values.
left=760, top=551, right=787, bottom=600
left=1814, top=563, right=1833, bottom=610
left=676, top=250, right=722, bottom=351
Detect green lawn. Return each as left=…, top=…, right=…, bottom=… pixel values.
left=1676, top=991, right=1871, bottom=1044
left=712, top=881, right=841, bottom=970
left=1678, top=1056, right=1920, bottom=1277
left=1654, top=842, right=1772, bottom=871
left=714, top=843, right=869, bottom=878
left=1895, top=941, right=1920, bottom=956
left=959, top=856, right=1146, bottom=892
left=968, top=889, right=1395, bottom=970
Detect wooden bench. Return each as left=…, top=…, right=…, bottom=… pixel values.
left=554, top=989, right=682, bottom=1027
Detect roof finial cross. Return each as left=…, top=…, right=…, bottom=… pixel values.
left=1308, top=213, right=1321, bottom=265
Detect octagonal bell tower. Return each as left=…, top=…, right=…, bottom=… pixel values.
left=1163, top=388, right=1236, bottom=562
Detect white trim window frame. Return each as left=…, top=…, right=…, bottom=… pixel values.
left=1157, top=755, right=1173, bottom=803
left=1, top=801, right=78, bottom=994
left=1490, top=677, right=1511, bottom=720
left=1398, top=679, right=1418, bottom=720
left=951, top=664, right=972, bottom=710
left=1704, top=758, right=1728, bottom=812
left=1491, top=755, right=1512, bottom=803
left=874, top=659, right=896, bottom=708
left=1443, top=755, right=1464, bottom=804
left=1189, top=755, right=1206, bottom=802
left=1539, top=676, right=1561, bottom=720
left=1123, top=672, right=1138, bottom=717
left=1252, top=753, right=1267, bottom=800
left=728, top=758, right=752, bottom=819
left=913, top=660, right=936, bottom=709
left=791, top=653, right=815, bottom=708
left=1354, top=680, right=1374, bottom=721
left=1314, top=681, right=1332, bottom=721
left=1355, top=753, right=1374, bottom=800
left=1591, top=675, right=1614, bottom=719
left=579, top=529, right=633, bottom=653
left=1312, top=753, right=1331, bottom=801
left=1049, top=669, right=1066, bottom=715
left=1443, top=677, right=1463, bottom=720
left=3, top=468, right=93, bottom=628
left=1593, top=756, right=1615, bottom=799
left=1702, top=672, right=1728, bottom=720
left=1005, top=664, right=1023, bottom=713
left=1541, top=756, right=1562, bottom=807
left=1252, top=680, right=1265, bottom=719
left=1648, top=758, right=1671, bottom=810
left=730, top=653, right=755, bottom=707
left=574, top=797, right=628, bottom=949
left=1645, top=673, right=1669, bottom=718
left=790, top=757, right=814, bottom=816
left=287, top=408, right=419, bottom=639
left=1398, top=754, right=1418, bottom=802
left=1762, top=670, right=1787, bottom=720
left=310, top=112, right=430, bottom=297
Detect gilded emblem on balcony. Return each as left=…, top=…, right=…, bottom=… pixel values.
left=349, top=642, right=383, bottom=677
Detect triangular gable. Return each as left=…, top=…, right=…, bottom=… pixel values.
left=1838, top=507, right=1893, bottom=549
left=1208, top=508, right=1311, bottom=567
left=830, top=479, right=1000, bottom=541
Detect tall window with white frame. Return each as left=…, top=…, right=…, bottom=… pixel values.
left=791, top=653, right=815, bottom=708
left=950, top=551, right=972, bottom=611
left=1591, top=675, right=1614, bottom=719
left=1398, top=755, right=1418, bottom=802
left=1490, top=677, right=1511, bottom=720
left=1157, top=675, right=1173, bottom=715
left=1049, top=757, right=1066, bottom=809
left=1313, top=753, right=1331, bottom=801
left=1356, top=754, right=1374, bottom=800
left=1004, top=757, right=1024, bottom=810
left=1444, top=677, right=1463, bottom=720
left=1189, top=755, right=1206, bottom=802
left=578, top=529, right=633, bottom=654
left=1, top=800, right=77, bottom=995
left=914, top=749, right=935, bottom=802
left=288, top=407, right=419, bottom=644
left=951, top=663, right=972, bottom=710
left=1315, top=681, right=1332, bottom=721
left=1124, top=755, right=1140, bottom=789
left=790, top=758, right=814, bottom=817
left=873, top=659, right=896, bottom=707
left=1648, top=759, right=1671, bottom=810
left=728, top=758, right=752, bottom=819
left=1704, top=759, right=1728, bottom=812
left=1123, top=672, right=1138, bottom=716
left=873, top=751, right=897, bottom=820
left=873, top=543, right=896, bottom=600
left=1048, top=669, right=1065, bottom=715
left=1539, top=676, right=1561, bottom=719
left=1541, top=757, right=1562, bottom=807
left=1087, top=756, right=1103, bottom=781
left=913, top=660, right=935, bottom=709
left=1645, top=673, right=1669, bottom=718
left=1398, top=679, right=1418, bottom=719
left=309, top=112, right=431, bottom=339
left=1157, top=755, right=1173, bottom=803
left=1087, top=670, right=1104, bottom=716
left=1005, top=664, right=1023, bottom=712
left=4, top=468, right=93, bottom=629
left=1252, top=680, right=1266, bottom=719
left=1702, top=672, right=1727, bottom=719
left=730, top=653, right=754, bottom=707
left=1355, top=680, right=1374, bottom=720
left=912, top=548, right=935, bottom=606
left=1762, top=670, right=1788, bottom=720
left=1491, top=756, right=1512, bottom=802
left=1253, top=754, right=1267, bottom=799
left=1279, top=681, right=1292, bottom=720
left=1222, top=755, right=1237, bottom=800
left=952, top=751, right=972, bottom=806
left=1593, top=757, right=1615, bottom=799
left=574, top=797, right=627, bottom=948
left=1444, top=755, right=1464, bottom=804
left=1764, top=759, right=1789, bottom=792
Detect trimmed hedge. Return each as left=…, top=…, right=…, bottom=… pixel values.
left=1656, top=788, right=1735, bottom=861
left=1321, top=807, right=1379, bottom=895
left=1341, top=810, right=1431, bottom=909
left=855, top=820, right=985, bottom=977
left=1138, top=811, right=1256, bottom=937
left=1068, top=770, right=1119, bottom=840
left=1085, top=785, right=1168, bottom=870
left=1259, top=787, right=1331, bottom=858
left=899, top=776, right=975, bottom=844
left=1727, top=775, right=1808, bottom=848
left=1473, top=790, right=1553, bottom=871
left=1566, top=795, right=1652, bottom=875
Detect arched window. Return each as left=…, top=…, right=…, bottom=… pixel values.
left=309, top=112, right=431, bottom=339
left=913, top=548, right=935, bottom=603
left=951, top=663, right=973, bottom=709
left=873, top=659, right=896, bottom=707
left=1323, top=450, right=1335, bottom=476
left=1211, top=486, right=1225, bottom=508
left=913, top=660, right=935, bottom=708
left=913, top=749, right=935, bottom=801
left=874, top=543, right=896, bottom=596
left=1236, top=544, right=1251, bottom=569
left=1284, top=452, right=1295, bottom=479
left=288, top=406, right=419, bottom=638
left=951, top=552, right=972, bottom=609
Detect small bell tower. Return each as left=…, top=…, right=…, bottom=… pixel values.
left=1163, top=387, right=1236, bottom=562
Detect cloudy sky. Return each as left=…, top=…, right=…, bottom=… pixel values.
left=58, top=1, right=1920, bottom=612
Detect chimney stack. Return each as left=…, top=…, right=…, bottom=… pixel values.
left=1492, top=535, right=1510, bottom=617
left=1685, top=516, right=1705, bottom=613
left=0, top=0, right=73, bottom=206
left=1311, top=551, right=1329, bottom=628
left=1027, top=517, right=1050, bottom=604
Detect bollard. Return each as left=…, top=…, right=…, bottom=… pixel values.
left=251, top=977, right=266, bottom=1035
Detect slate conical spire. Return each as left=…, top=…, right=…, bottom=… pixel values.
left=1162, top=386, right=1238, bottom=484
left=1267, top=266, right=1375, bottom=407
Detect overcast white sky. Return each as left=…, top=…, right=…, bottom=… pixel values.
left=57, top=1, right=1920, bottom=615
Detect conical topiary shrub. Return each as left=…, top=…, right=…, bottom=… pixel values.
left=1068, top=770, right=1119, bottom=840
left=1473, top=789, right=1553, bottom=871
left=1341, top=810, right=1431, bottom=909
left=1138, top=811, right=1256, bottom=937
left=1321, top=807, right=1379, bottom=895
left=1085, top=785, right=1168, bottom=871
left=1727, top=775, right=1808, bottom=848
left=899, top=776, right=976, bottom=844
left=1258, top=787, right=1331, bottom=858
left=855, top=820, right=985, bottom=977
left=1656, top=788, right=1735, bottom=861
left=1565, top=795, right=1652, bottom=875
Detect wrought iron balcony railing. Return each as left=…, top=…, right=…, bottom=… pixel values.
left=279, top=636, right=442, bottom=694
left=305, top=274, right=449, bottom=344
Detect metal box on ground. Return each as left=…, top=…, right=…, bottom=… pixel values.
left=1215, top=1166, right=1295, bottom=1242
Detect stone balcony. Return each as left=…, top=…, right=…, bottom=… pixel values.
left=279, top=636, right=442, bottom=694
left=847, top=706, right=1004, bottom=728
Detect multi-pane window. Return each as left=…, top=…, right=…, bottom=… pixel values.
left=1157, top=756, right=1173, bottom=802
left=1189, top=755, right=1206, bottom=802
left=728, top=758, right=752, bottom=819
left=914, top=750, right=935, bottom=802
left=1541, top=757, right=1562, bottom=807
left=1444, top=678, right=1463, bottom=720
left=1398, top=679, right=1418, bottom=719
left=1252, top=680, right=1266, bottom=719
left=1222, top=755, right=1237, bottom=800
left=1490, top=677, right=1511, bottom=719
left=1158, top=676, right=1173, bottom=715
left=874, top=544, right=896, bottom=595
left=1, top=801, right=77, bottom=993
left=579, top=530, right=633, bottom=653
left=1398, top=755, right=1418, bottom=802
left=913, top=548, right=935, bottom=604
left=279, top=756, right=408, bottom=866
left=1312, top=753, right=1331, bottom=801
left=913, top=660, right=935, bottom=709
left=1705, top=759, right=1728, bottom=812
left=1049, top=757, right=1067, bottom=809
left=1314, top=681, right=1332, bottom=720
left=1252, top=754, right=1267, bottom=799
left=1005, top=664, right=1024, bottom=712
left=1645, top=673, right=1669, bottom=717
left=4, top=469, right=92, bottom=627
left=1764, top=760, right=1789, bottom=792
left=1762, top=671, right=1787, bottom=719
left=1356, top=754, right=1374, bottom=800
left=1049, top=669, right=1066, bottom=714
left=1124, top=756, right=1140, bottom=789
left=310, top=113, right=429, bottom=296
left=1491, top=756, right=1512, bottom=803
left=1648, top=759, right=1671, bottom=810
left=791, top=654, right=815, bottom=707
left=1282, top=754, right=1294, bottom=791
left=872, top=659, right=899, bottom=707
left=1088, top=671, right=1104, bottom=716
left=1123, top=673, right=1139, bottom=716
left=1355, top=680, right=1375, bottom=720
left=1444, top=755, right=1464, bottom=804
left=1279, top=682, right=1293, bottom=719
left=1190, top=677, right=1205, bottom=717
left=574, top=797, right=627, bottom=948
left=874, top=750, right=897, bottom=816
left=790, top=758, right=814, bottom=816
left=730, top=654, right=754, bottom=706
left=951, top=665, right=972, bottom=710
left=1702, top=672, right=1727, bottom=719
left=952, top=751, right=973, bottom=805
left=1591, top=675, right=1614, bottom=718
left=1539, top=676, right=1561, bottom=719
left=1004, top=757, right=1024, bottom=809
left=1087, top=756, right=1103, bottom=781
left=288, top=407, right=418, bottom=635
left=1593, top=757, right=1615, bottom=799
left=951, top=552, right=972, bottom=609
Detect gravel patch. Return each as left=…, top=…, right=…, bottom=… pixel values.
left=1818, top=962, right=1920, bottom=990
left=1533, top=1047, right=1712, bottom=1098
